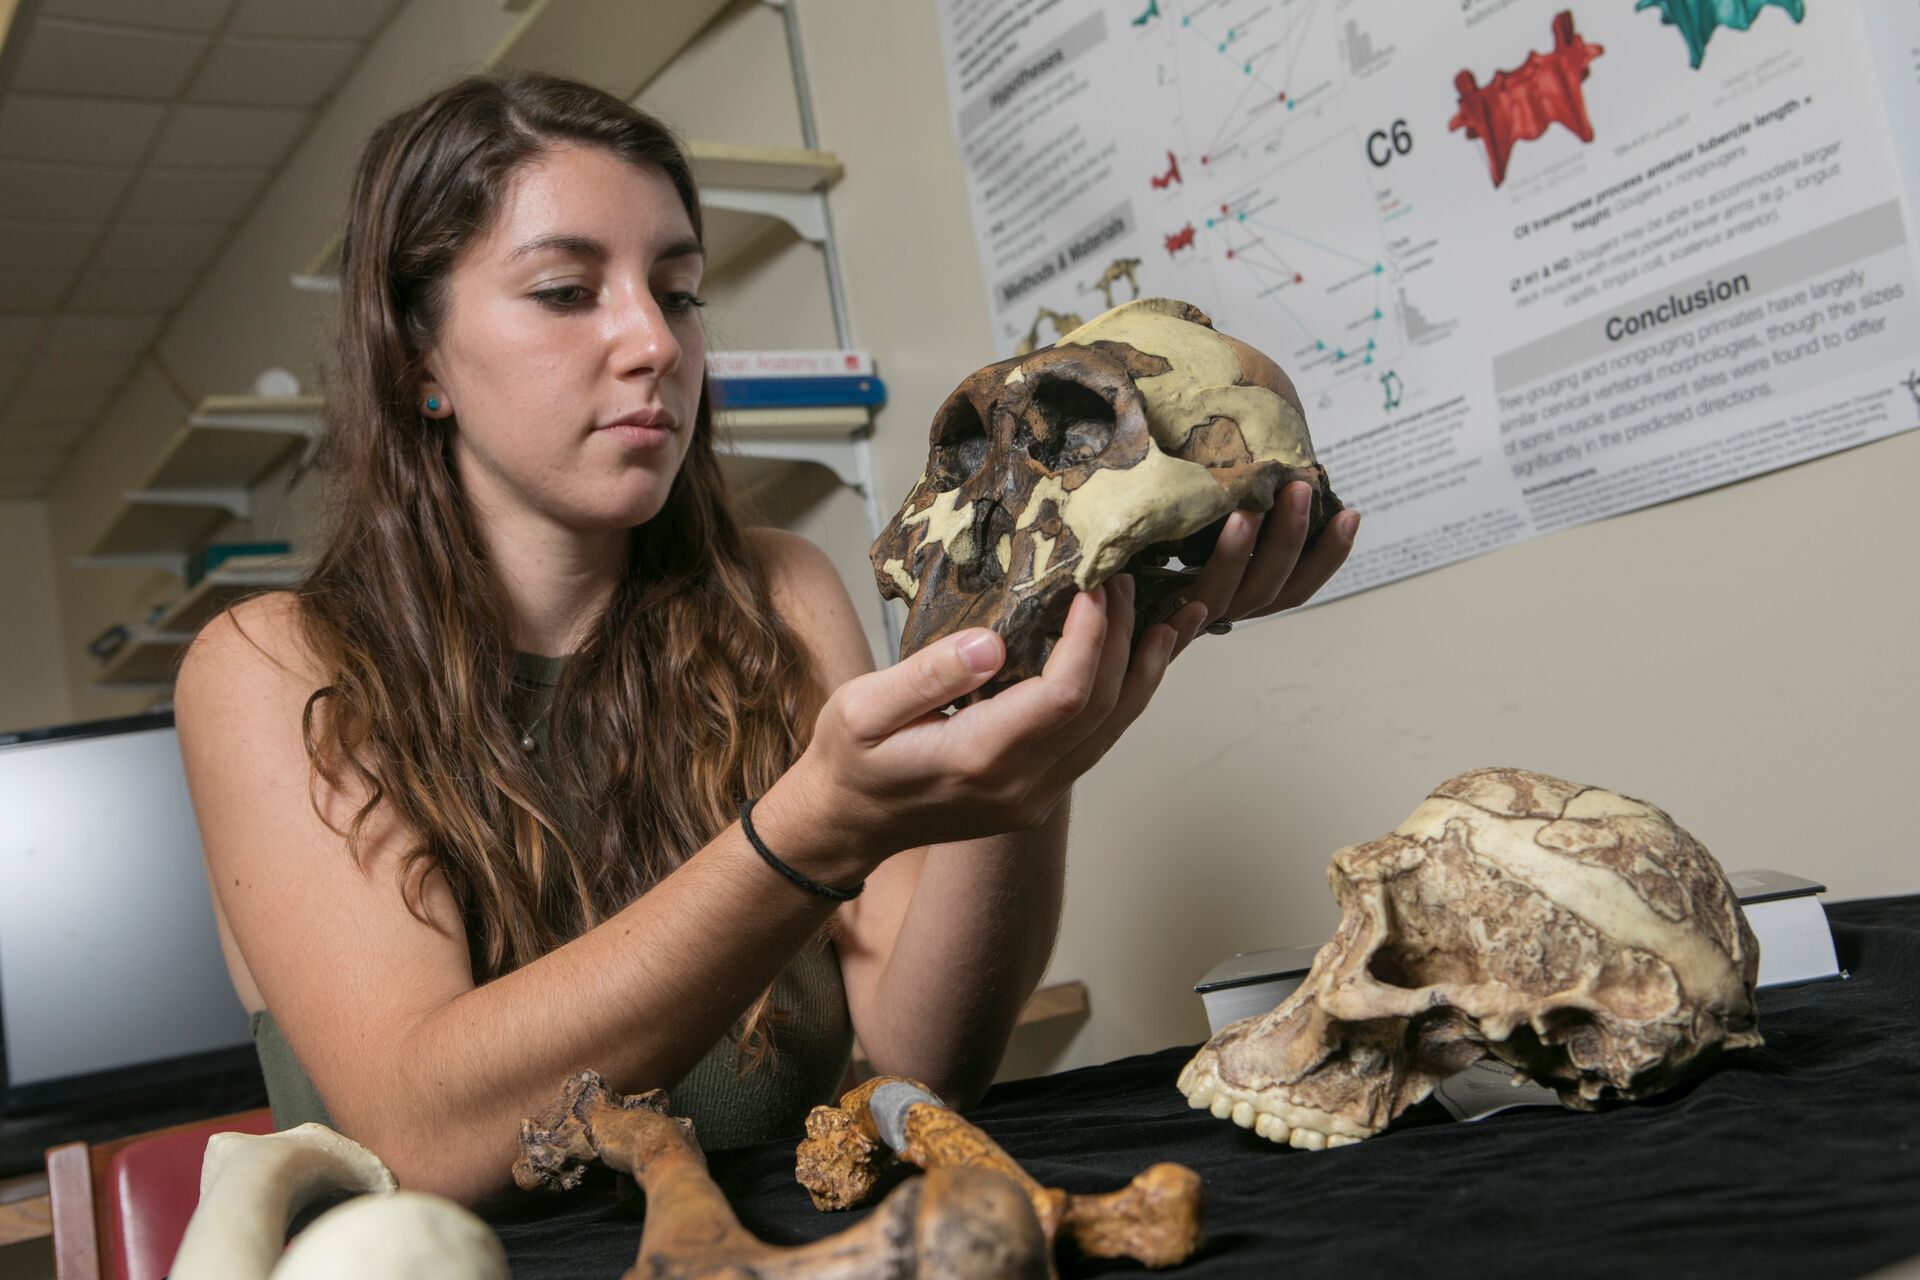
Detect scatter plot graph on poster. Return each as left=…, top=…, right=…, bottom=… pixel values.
left=1162, top=0, right=1347, bottom=174
left=1199, top=131, right=1401, bottom=394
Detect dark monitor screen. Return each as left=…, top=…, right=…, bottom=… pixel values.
left=0, top=712, right=254, bottom=1114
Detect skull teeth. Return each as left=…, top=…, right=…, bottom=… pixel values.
left=1179, top=1068, right=1372, bottom=1152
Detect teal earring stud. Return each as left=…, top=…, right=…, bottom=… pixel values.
left=425, top=397, right=441, bottom=412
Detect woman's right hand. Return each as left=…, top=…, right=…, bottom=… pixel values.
left=752, top=573, right=1192, bottom=880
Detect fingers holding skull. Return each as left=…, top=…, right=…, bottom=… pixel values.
left=1024, top=574, right=1185, bottom=791
left=965, top=575, right=1138, bottom=764
left=1164, top=485, right=1360, bottom=653
left=1228, top=483, right=1313, bottom=620
left=1258, top=504, right=1359, bottom=616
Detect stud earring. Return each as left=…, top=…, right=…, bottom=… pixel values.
left=425, top=397, right=441, bottom=412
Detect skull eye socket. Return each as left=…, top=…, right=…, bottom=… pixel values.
left=928, top=397, right=989, bottom=490
left=1368, top=949, right=1419, bottom=988
left=1021, top=376, right=1116, bottom=471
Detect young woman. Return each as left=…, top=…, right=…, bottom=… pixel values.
left=175, top=74, right=1357, bottom=1205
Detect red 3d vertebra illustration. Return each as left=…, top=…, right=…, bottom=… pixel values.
left=1449, top=11, right=1605, bottom=188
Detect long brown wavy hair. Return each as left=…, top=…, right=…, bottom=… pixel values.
left=296, top=73, right=814, bottom=1066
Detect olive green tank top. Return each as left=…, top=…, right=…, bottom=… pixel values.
left=251, top=651, right=853, bottom=1151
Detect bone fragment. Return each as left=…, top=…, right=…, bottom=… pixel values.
left=796, top=1076, right=1203, bottom=1270
left=517, top=1070, right=1048, bottom=1280
left=171, top=1123, right=398, bottom=1280
left=272, top=1191, right=507, bottom=1280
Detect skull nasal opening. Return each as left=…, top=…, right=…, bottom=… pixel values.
left=954, top=497, right=1015, bottom=594
left=1019, top=375, right=1118, bottom=472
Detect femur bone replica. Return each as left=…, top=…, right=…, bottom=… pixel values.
left=870, top=297, right=1343, bottom=699
left=1181, top=767, right=1764, bottom=1150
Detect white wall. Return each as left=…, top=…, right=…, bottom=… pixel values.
left=0, top=499, right=71, bottom=733
left=793, top=0, right=1920, bottom=1072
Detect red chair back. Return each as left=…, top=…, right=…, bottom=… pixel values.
left=49, top=1108, right=274, bottom=1280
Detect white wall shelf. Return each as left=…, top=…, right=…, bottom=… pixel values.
left=294, top=142, right=843, bottom=292
left=721, top=403, right=870, bottom=488
left=291, top=0, right=741, bottom=289
left=76, top=396, right=321, bottom=570
left=690, top=142, right=842, bottom=192
left=88, top=556, right=306, bottom=693
left=93, top=628, right=195, bottom=688
left=156, top=554, right=308, bottom=634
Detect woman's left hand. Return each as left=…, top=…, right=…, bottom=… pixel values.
left=1163, top=480, right=1359, bottom=655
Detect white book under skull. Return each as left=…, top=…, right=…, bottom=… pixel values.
left=1193, top=870, right=1842, bottom=1121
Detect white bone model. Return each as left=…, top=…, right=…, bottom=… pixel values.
left=170, top=1122, right=506, bottom=1280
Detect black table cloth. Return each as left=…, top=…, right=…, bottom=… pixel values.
left=489, top=894, right=1920, bottom=1277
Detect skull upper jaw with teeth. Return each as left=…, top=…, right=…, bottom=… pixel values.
left=870, top=298, right=1343, bottom=699
left=1180, top=767, right=1763, bottom=1151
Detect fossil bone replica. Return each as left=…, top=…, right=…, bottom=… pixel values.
left=871, top=297, right=1342, bottom=697
left=272, top=1191, right=508, bottom=1280
left=171, top=1122, right=506, bottom=1280
left=516, top=1070, right=1049, bottom=1280
left=796, top=1076, right=1202, bottom=1271
left=1179, top=767, right=1763, bottom=1149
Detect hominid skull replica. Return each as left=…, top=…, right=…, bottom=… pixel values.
left=1180, top=767, right=1762, bottom=1150
left=871, top=298, right=1342, bottom=697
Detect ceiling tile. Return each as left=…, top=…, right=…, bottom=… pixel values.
left=43, top=312, right=161, bottom=353
left=5, top=386, right=112, bottom=424
left=0, top=449, right=70, bottom=479
left=150, top=104, right=308, bottom=169
left=230, top=0, right=401, bottom=41
left=0, top=221, right=100, bottom=273
left=92, top=222, right=229, bottom=273
left=39, top=0, right=231, bottom=33
left=0, top=422, right=91, bottom=449
left=188, top=34, right=363, bottom=109
left=0, top=161, right=130, bottom=221
left=0, top=269, right=74, bottom=311
left=0, top=315, right=49, bottom=355
left=67, top=268, right=199, bottom=313
left=20, top=352, right=137, bottom=392
left=13, top=17, right=209, bottom=101
left=119, top=166, right=269, bottom=221
left=0, top=477, right=53, bottom=499
left=0, top=94, right=166, bottom=167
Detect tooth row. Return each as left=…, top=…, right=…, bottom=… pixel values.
left=1180, top=1068, right=1364, bottom=1152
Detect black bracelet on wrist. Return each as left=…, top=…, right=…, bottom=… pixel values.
left=739, top=795, right=864, bottom=902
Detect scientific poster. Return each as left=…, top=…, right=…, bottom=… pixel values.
left=933, top=0, right=1920, bottom=598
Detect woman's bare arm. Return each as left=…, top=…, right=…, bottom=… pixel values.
left=751, top=533, right=1079, bottom=1104
left=180, top=509, right=1265, bottom=1203
left=178, top=591, right=857, bottom=1205
left=783, top=490, right=1356, bottom=1105
left=179, top=543, right=1130, bottom=1203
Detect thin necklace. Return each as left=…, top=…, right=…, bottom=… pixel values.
left=517, top=684, right=553, bottom=753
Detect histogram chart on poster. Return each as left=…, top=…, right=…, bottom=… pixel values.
left=935, top=0, right=1920, bottom=601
